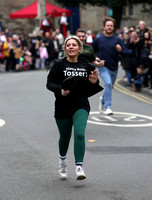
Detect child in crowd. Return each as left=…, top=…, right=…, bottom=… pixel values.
left=14, top=40, right=22, bottom=71
left=40, top=42, right=48, bottom=69
left=131, top=65, right=145, bottom=92
left=23, top=46, right=33, bottom=70
left=34, top=40, right=40, bottom=70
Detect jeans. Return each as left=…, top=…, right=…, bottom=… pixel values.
left=35, top=58, right=40, bottom=69
left=134, top=75, right=145, bottom=89
left=40, top=58, right=46, bottom=69
left=98, top=66, right=118, bottom=109
left=126, top=69, right=132, bottom=84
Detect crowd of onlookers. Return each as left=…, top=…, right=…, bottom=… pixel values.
left=116, top=20, right=152, bottom=91
left=0, top=19, right=152, bottom=90
left=0, top=27, right=66, bottom=72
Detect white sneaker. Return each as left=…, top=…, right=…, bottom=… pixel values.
left=103, top=108, right=113, bottom=115
left=58, top=163, right=68, bottom=180
left=99, top=98, right=104, bottom=113
left=75, top=166, right=86, bottom=180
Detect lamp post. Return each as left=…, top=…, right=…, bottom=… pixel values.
left=108, top=0, right=113, bottom=17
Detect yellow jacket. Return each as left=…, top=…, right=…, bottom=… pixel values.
left=3, top=42, right=10, bottom=57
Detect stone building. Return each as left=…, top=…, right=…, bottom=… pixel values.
left=0, top=0, right=152, bottom=35
left=121, top=3, right=152, bottom=29
left=80, top=3, right=152, bottom=32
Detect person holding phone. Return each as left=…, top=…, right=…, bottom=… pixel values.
left=46, top=35, right=102, bottom=180
left=92, top=17, right=128, bottom=115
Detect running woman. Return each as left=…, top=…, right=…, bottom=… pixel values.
left=46, top=35, right=102, bottom=180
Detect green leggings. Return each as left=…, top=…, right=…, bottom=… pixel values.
left=55, top=109, right=89, bottom=164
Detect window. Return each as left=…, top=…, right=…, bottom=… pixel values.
left=123, top=0, right=133, bottom=16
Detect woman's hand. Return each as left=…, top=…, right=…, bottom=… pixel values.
left=61, top=89, right=70, bottom=96
left=89, top=70, right=98, bottom=84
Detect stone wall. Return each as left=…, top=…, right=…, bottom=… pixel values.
left=121, top=4, right=152, bottom=29
left=0, top=0, right=37, bottom=34
left=80, top=4, right=105, bottom=34
left=0, top=1, right=152, bottom=36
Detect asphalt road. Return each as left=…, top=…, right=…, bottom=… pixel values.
left=0, top=69, right=152, bottom=200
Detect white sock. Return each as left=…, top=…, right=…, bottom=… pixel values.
left=76, top=162, right=83, bottom=168
left=59, top=155, right=66, bottom=165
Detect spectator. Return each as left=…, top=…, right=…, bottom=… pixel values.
left=51, top=31, right=62, bottom=60
left=9, top=34, right=20, bottom=71
left=3, top=39, right=10, bottom=71
left=29, top=31, right=41, bottom=69
left=66, top=30, right=71, bottom=39
left=0, top=40, right=4, bottom=72
left=19, top=33, right=28, bottom=48
left=42, top=31, right=54, bottom=67
left=149, top=28, right=152, bottom=44
left=128, top=25, right=136, bottom=33
left=7, top=36, right=16, bottom=71
left=115, top=28, right=121, bottom=36
left=34, top=40, right=40, bottom=70
left=14, top=39, right=22, bottom=71
left=0, top=31, right=7, bottom=43
left=23, top=46, right=33, bottom=70
left=119, top=31, right=134, bottom=87
left=40, top=42, right=48, bottom=69
left=29, top=31, right=41, bottom=54
left=131, top=65, right=145, bottom=92
left=59, top=12, right=68, bottom=38
left=148, top=54, right=152, bottom=89
left=40, top=14, right=52, bottom=36
left=95, top=28, right=105, bottom=38
left=4, top=28, right=12, bottom=39
left=128, top=31, right=144, bottom=69
left=140, top=31, right=151, bottom=87
left=137, top=20, right=149, bottom=41
left=86, top=30, right=95, bottom=45
left=148, top=29, right=152, bottom=88
left=56, top=28, right=64, bottom=46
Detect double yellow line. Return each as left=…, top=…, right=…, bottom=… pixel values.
left=114, top=78, right=152, bottom=104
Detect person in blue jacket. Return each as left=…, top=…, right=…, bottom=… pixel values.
left=92, top=17, right=128, bottom=115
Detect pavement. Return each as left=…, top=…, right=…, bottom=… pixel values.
left=118, top=77, right=152, bottom=97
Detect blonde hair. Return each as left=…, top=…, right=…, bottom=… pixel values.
left=63, top=35, right=83, bottom=56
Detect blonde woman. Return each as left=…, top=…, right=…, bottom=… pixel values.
left=46, top=36, right=102, bottom=180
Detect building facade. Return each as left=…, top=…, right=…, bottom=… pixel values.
left=0, top=0, right=152, bottom=35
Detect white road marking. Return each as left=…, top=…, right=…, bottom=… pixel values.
left=0, top=119, right=5, bottom=127
left=88, top=111, right=152, bottom=127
